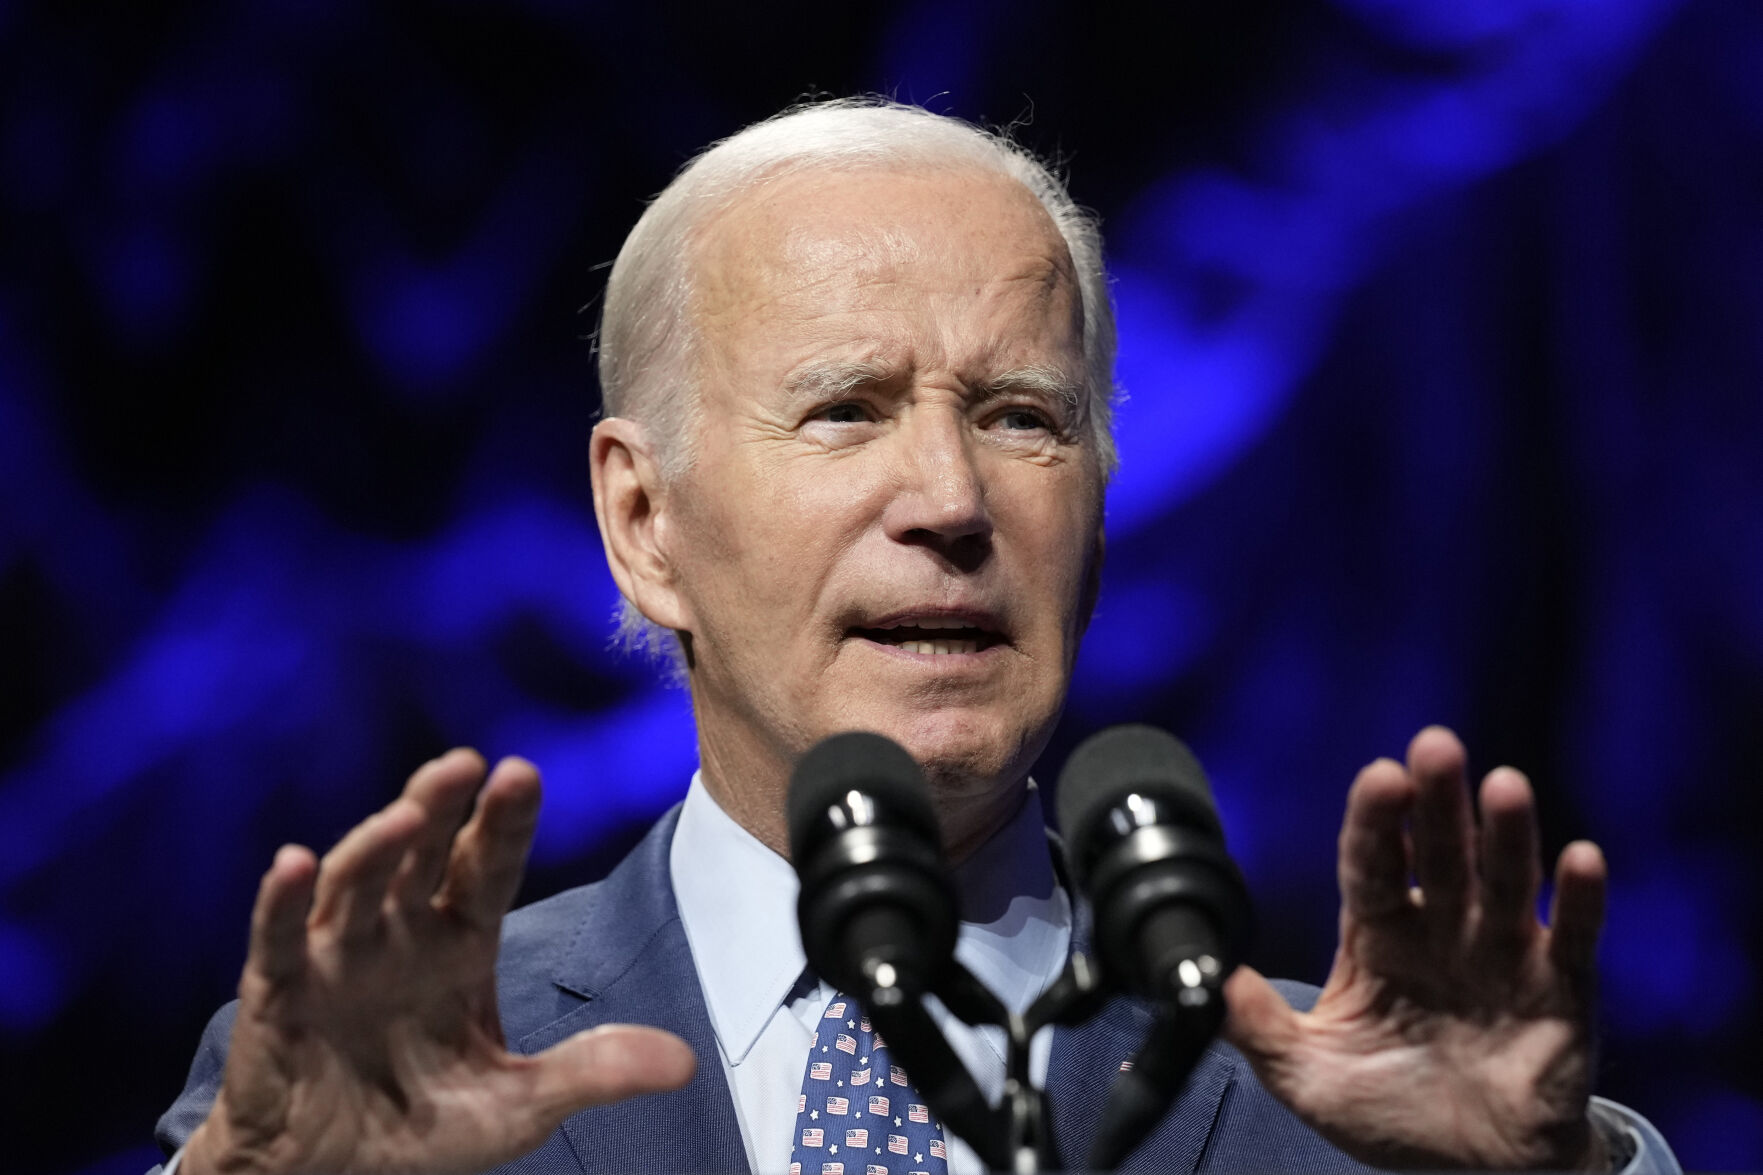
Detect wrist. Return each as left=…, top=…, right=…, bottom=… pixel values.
left=180, top=1122, right=224, bottom=1175
left=182, top=1110, right=282, bottom=1175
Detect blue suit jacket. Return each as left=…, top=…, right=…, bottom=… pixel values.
left=156, top=808, right=1373, bottom=1173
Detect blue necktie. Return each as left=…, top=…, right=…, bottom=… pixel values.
left=791, top=992, right=951, bottom=1175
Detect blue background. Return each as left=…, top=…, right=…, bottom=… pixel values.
left=2, top=1, right=1760, bottom=1171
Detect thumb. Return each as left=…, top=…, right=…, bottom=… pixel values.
left=1220, top=964, right=1303, bottom=1078
left=528, top=1024, right=697, bottom=1124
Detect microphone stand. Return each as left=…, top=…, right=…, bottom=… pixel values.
left=858, top=951, right=1109, bottom=1173
left=865, top=947, right=1229, bottom=1173
left=1085, top=954, right=1228, bottom=1172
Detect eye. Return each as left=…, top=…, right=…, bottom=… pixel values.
left=813, top=401, right=872, bottom=424
left=993, top=407, right=1055, bottom=432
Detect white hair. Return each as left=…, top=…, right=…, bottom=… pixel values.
left=596, top=97, right=1118, bottom=662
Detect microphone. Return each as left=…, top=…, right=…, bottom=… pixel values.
left=787, top=730, right=958, bottom=1003
left=1056, top=725, right=1253, bottom=1170
left=1056, top=724, right=1252, bottom=1002
left=789, top=732, right=1004, bottom=1166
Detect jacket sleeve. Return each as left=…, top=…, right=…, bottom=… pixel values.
left=148, top=1000, right=238, bottom=1172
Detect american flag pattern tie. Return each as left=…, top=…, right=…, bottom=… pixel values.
left=791, top=993, right=951, bottom=1175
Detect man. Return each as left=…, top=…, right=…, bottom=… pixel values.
left=153, top=99, right=1676, bottom=1174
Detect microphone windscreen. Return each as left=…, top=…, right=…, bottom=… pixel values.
left=1056, top=725, right=1222, bottom=881
left=787, top=731, right=939, bottom=858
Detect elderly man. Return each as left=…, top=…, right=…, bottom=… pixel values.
left=154, top=100, right=1675, bottom=1174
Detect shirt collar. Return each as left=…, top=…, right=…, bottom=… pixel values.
left=949, top=783, right=1072, bottom=1017
left=670, top=772, right=808, bottom=1065
left=670, top=772, right=1073, bottom=1064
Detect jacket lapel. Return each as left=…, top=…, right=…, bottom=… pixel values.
left=1046, top=890, right=1236, bottom=1173
left=514, top=808, right=750, bottom=1175
left=1048, top=1000, right=1236, bottom=1174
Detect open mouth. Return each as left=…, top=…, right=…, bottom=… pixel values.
left=850, top=615, right=1004, bottom=656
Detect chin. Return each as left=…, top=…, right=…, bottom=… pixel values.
left=865, top=703, right=1054, bottom=800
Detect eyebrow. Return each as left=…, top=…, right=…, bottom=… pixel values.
left=977, top=364, right=1084, bottom=411
left=782, top=358, right=896, bottom=403
left=781, top=359, right=1084, bottom=411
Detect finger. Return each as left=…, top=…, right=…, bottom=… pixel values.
left=1337, top=757, right=1415, bottom=923
left=309, top=799, right=425, bottom=941
left=1548, top=840, right=1608, bottom=991
left=388, top=748, right=488, bottom=911
left=528, top=1024, right=697, bottom=1125
left=436, top=756, right=542, bottom=930
left=1407, top=725, right=1476, bottom=937
left=246, top=844, right=319, bottom=987
left=1476, top=766, right=1542, bottom=948
left=1220, top=965, right=1304, bottom=1089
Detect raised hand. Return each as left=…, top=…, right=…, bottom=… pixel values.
left=181, top=750, right=696, bottom=1175
left=1222, top=727, right=1611, bottom=1170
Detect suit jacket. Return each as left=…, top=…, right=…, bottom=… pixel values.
left=156, top=807, right=1374, bottom=1174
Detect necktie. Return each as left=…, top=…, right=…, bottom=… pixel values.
left=792, top=992, right=951, bottom=1175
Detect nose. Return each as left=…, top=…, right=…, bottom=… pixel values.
left=882, top=405, right=993, bottom=569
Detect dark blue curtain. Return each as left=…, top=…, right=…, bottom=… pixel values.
left=2, top=1, right=1759, bottom=1170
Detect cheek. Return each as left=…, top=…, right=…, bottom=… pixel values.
left=674, top=456, right=874, bottom=623
left=1008, top=480, right=1101, bottom=604
left=666, top=467, right=772, bottom=625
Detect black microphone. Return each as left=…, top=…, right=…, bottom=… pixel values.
left=787, top=730, right=958, bottom=1003
left=789, top=732, right=1005, bottom=1166
left=1056, top=725, right=1253, bottom=1170
left=1056, top=724, right=1252, bottom=1002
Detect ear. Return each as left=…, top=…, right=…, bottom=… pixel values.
left=590, top=418, right=691, bottom=633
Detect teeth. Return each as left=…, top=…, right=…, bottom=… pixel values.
left=901, top=639, right=978, bottom=655
left=884, top=617, right=973, bottom=630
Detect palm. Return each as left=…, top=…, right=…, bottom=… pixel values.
left=1224, top=727, right=1608, bottom=1170
left=186, top=751, right=693, bottom=1175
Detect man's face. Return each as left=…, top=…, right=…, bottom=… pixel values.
left=659, top=165, right=1104, bottom=829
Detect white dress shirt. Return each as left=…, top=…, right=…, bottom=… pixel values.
left=670, top=773, right=1070, bottom=1175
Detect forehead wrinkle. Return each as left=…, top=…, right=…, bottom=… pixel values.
left=951, top=258, right=1080, bottom=352
left=692, top=234, right=919, bottom=357
left=691, top=167, right=1086, bottom=411
left=781, top=221, right=923, bottom=273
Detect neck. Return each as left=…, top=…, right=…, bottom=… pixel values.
left=694, top=721, right=1032, bottom=865
left=937, top=774, right=1030, bottom=865
left=695, top=726, right=793, bottom=858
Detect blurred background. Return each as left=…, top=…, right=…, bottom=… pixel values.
left=3, top=0, right=1760, bottom=1171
